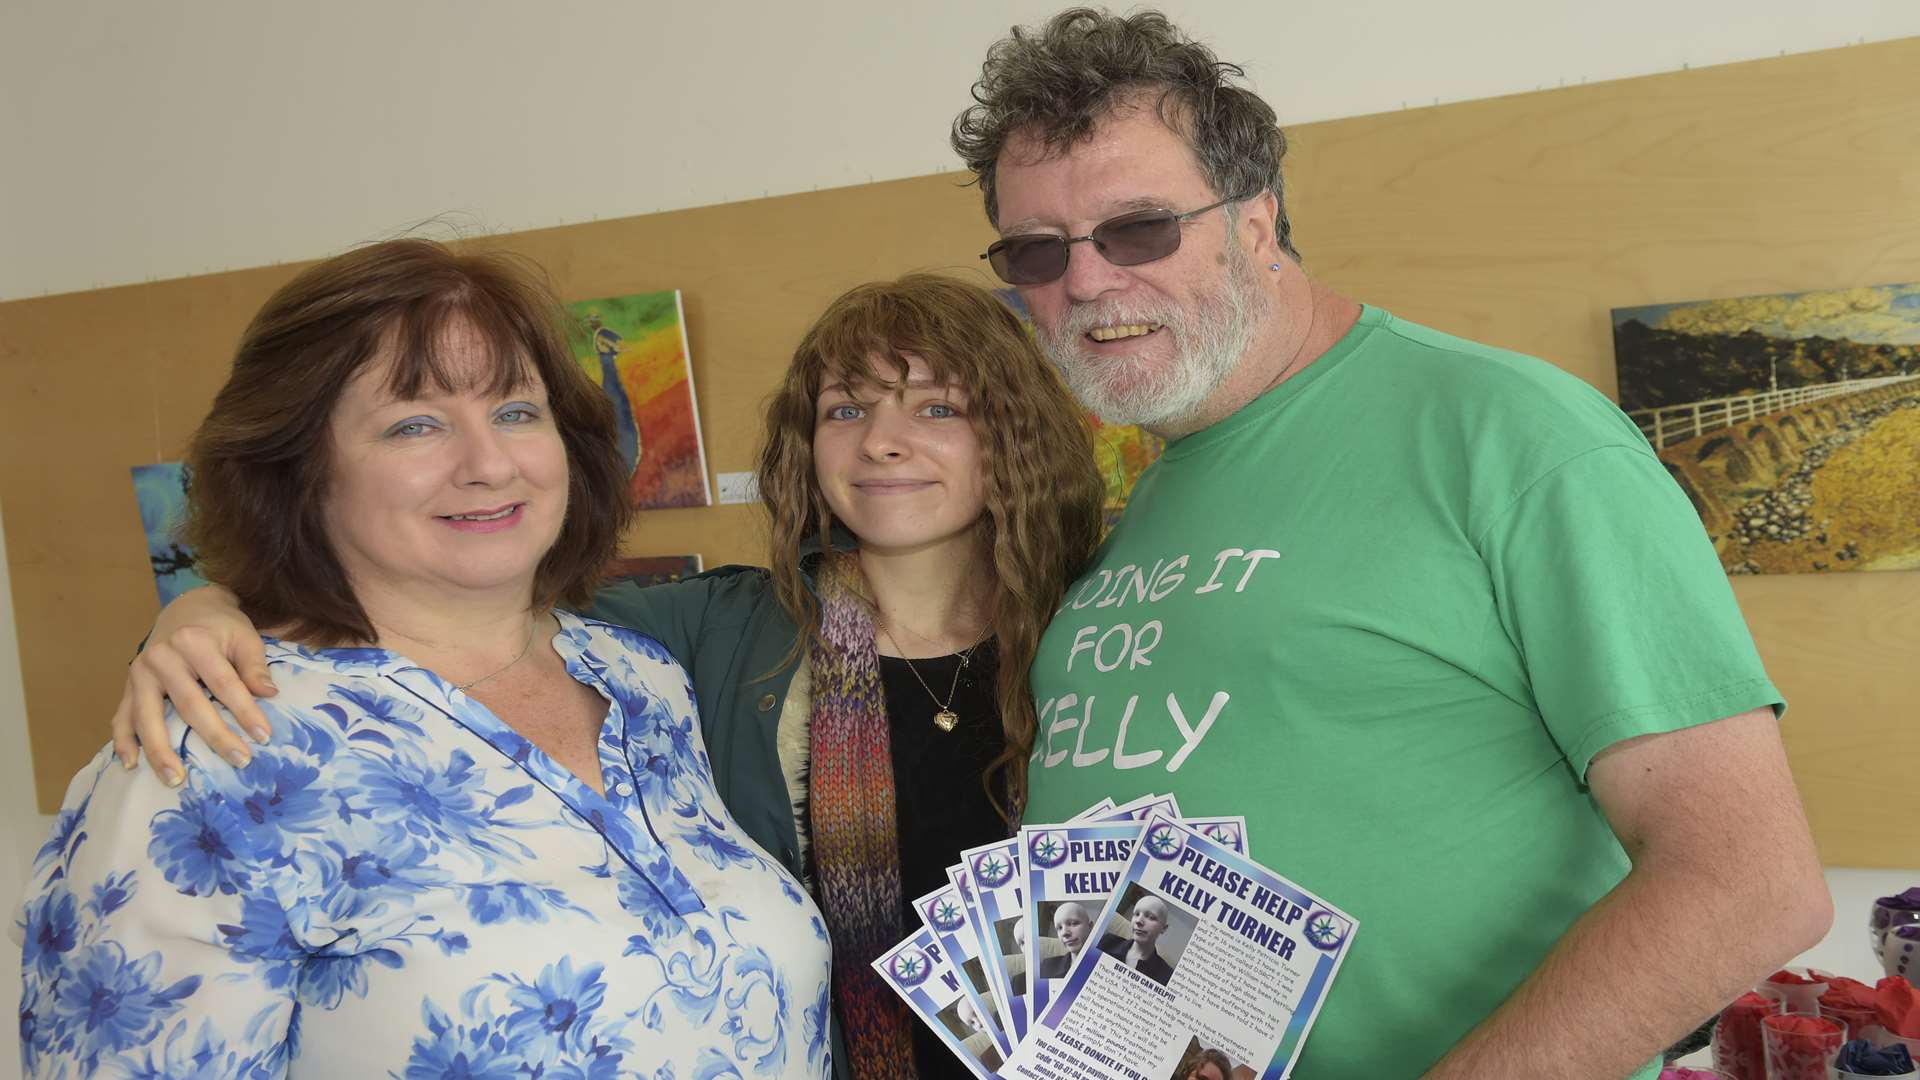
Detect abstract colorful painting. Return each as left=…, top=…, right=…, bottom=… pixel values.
left=602, top=554, right=704, bottom=589
left=1085, top=417, right=1165, bottom=529
left=994, top=288, right=1165, bottom=527
left=568, top=291, right=711, bottom=509
left=1612, top=282, right=1920, bottom=574
left=130, top=462, right=208, bottom=604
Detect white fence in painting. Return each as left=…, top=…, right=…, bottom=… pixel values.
left=1628, top=374, right=1920, bottom=449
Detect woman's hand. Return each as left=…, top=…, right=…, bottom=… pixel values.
left=110, top=585, right=275, bottom=784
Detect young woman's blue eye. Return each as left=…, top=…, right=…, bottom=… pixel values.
left=923, top=401, right=960, bottom=419
left=824, top=403, right=864, bottom=421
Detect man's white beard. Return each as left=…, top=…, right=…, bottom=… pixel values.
left=1040, top=242, right=1264, bottom=429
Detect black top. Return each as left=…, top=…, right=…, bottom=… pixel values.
left=883, top=641, right=1012, bottom=1080
left=878, top=639, right=1010, bottom=922
left=1097, top=932, right=1174, bottom=987
left=799, top=639, right=1011, bottom=1079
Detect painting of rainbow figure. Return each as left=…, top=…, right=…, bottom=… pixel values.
left=568, top=290, right=712, bottom=509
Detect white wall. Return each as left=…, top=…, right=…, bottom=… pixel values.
left=4, top=0, right=1920, bottom=301
left=4, top=0, right=1920, bottom=1071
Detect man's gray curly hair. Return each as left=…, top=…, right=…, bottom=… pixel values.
left=951, top=7, right=1299, bottom=260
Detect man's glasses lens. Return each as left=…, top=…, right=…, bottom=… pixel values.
left=985, top=209, right=1185, bottom=285
left=986, top=237, right=1066, bottom=286
left=1097, top=211, right=1182, bottom=262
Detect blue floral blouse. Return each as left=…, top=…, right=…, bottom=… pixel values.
left=18, top=612, right=833, bottom=1079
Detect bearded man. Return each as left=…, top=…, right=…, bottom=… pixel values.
left=956, top=9, right=1831, bottom=1078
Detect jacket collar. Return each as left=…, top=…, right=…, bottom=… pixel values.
left=797, top=527, right=860, bottom=586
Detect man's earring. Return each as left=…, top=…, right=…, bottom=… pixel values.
left=1269, top=263, right=1283, bottom=271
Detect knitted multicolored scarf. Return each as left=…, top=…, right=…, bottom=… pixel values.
left=808, top=551, right=916, bottom=1078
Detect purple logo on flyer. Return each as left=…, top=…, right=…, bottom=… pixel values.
left=1143, top=822, right=1184, bottom=860
left=926, top=895, right=967, bottom=933
left=1028, top=831, right=1068, bottom=869
left=1303, top=908, right=1352, bottom=951
left=971, top=848, right=1015, bottom=887
left=1200, top=822, right=1240, bottom=851
left=889, top=948, right=933, bottom=987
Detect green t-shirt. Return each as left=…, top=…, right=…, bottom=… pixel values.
left=1026, top=307, right=1780, bottom=1077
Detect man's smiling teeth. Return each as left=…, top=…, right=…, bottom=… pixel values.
left=1088, top=323, right=1160, bottom=342
left=446, top=506, right=516, bottom=521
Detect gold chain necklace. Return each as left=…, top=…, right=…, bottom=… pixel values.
left=877, top=621, right=984, bottom=732
left=455, top=616, right=539, bottom=692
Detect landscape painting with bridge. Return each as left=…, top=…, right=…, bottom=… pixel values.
left=1612, top=282, right=1920, bottom=575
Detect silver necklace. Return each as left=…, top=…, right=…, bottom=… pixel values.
left=455, top=617, right=539, bottom=692
left=877, top=621, right=984, bottom=732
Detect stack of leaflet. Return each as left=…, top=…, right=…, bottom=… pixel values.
left=872, top=793, right=1358, bottom=1079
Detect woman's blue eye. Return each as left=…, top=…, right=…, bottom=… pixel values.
left=497, top=407, right=536, bottom=424
left=923, top=402, right=960, bottom=419
left=388, top=419, right=436, bottom=438
left=825, top=403, right=864, bottom=421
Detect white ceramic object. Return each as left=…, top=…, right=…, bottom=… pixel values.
left=1872, top=891, right=1920, bottom=968
left=1883, top=925, right=1920, bottom=986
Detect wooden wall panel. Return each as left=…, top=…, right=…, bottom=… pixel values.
left=3, top=39, right=1914, bottom=868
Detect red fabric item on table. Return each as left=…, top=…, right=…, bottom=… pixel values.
left=1824, top=977, right=1880, bottom=1011
left=1878, top=976, right=1920, bottom=1038
left=1824, top=977, right=1885, bottom=1040
left=1761, top=1014, right=1844, bottom=1080
left=1761, top=967, right=1833, bottom=1015
left=1713, top=991, right=1776, bottom=1080
left=1767, top=1015, right=1844, bottom=1035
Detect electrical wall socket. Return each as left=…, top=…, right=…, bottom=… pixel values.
left=715, top=471, right=759, bottom=505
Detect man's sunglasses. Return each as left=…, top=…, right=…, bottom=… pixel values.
left=980, top=194, right=1245, bottom=286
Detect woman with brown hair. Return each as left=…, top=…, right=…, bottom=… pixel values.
left=26, top=239, right=831, bottom=1077
left=107, top=271, right=1107, bottom=1079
